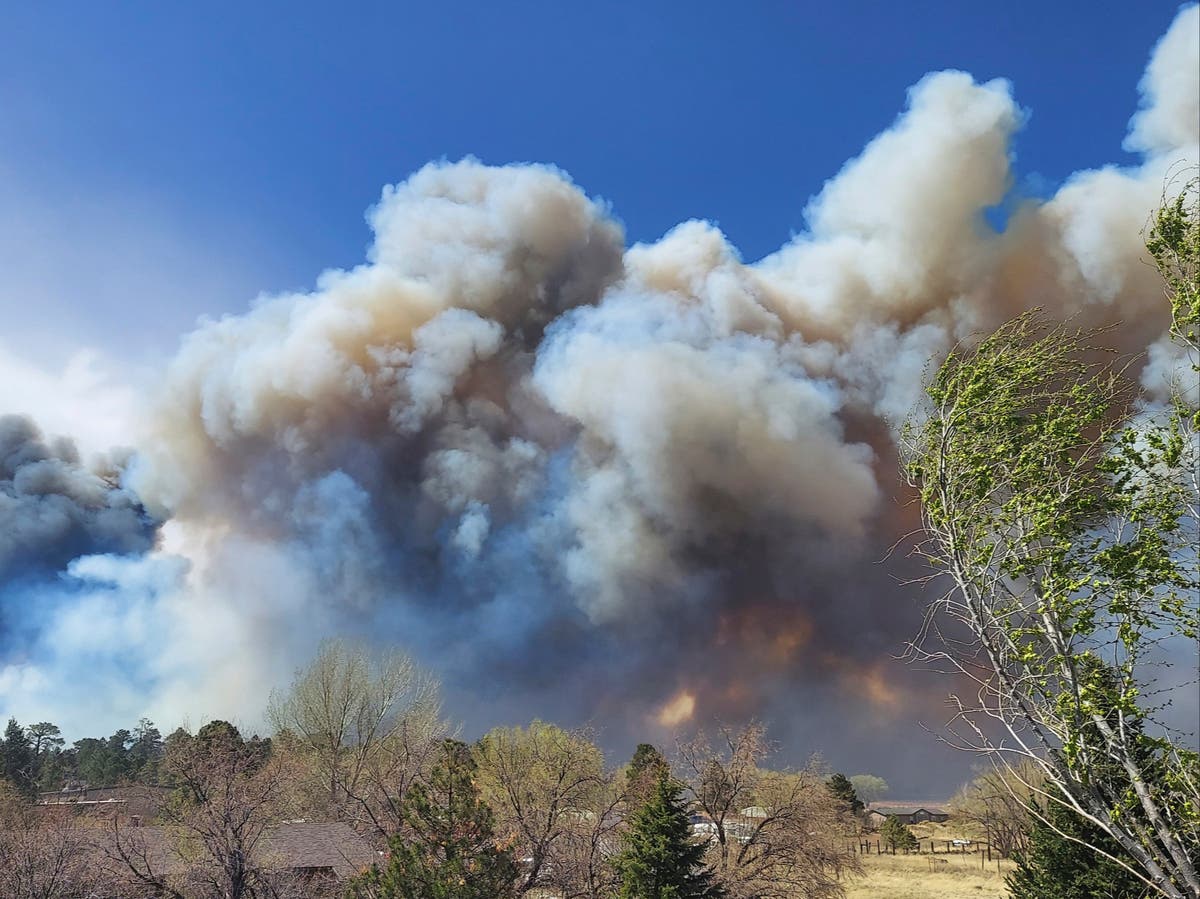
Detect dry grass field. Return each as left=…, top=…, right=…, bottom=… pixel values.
left=839, top=818, right=1016, bottom=898
left=842, top=850, right=1015, bottom=899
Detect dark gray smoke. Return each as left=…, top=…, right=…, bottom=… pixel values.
left=0, top=414, right=156, bottom=580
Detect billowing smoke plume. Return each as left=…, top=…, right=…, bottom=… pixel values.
left=2, top=6, right=1196, bottom=790
left=0, top=415, right=156, bottom=579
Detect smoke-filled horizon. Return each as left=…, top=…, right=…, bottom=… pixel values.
left=2, top=5, right=1197, bottom=794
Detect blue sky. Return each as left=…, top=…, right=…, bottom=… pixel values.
left=0, top=1, right=1188, bottom=356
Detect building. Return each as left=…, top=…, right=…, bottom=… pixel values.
left=88, top=821, right=379, bottom=890
left=865, top=805, right=949, bottom=826
left=37, top=784, right=171, bottom=824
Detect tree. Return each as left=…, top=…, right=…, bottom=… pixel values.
left=267, top=639, right=445, bottom=833
left=949, top=764, right=1037, bottom=859
left=129, top=718, right=164, bottom=783
left=676, top=722, right=857, bottom=899
left=0, top=784, right=97, bottom=899
left=878, top=816, right=917, bottom=853
left=109, top=720, right=284, bottom=899
left=474, top=721, right=607, bottom=895
left=627, top=743, right=671, bottom=807
left=847, top=774, right=888, bottom=806
left=613, top=772, right=724, bottom=899
left=2, top=719, right=34, bottom=797
left=1008, top=791, right=1147, bottom=899
left=25, top=723, right=63, bottom=760
left=904, top=302, right=1200, bottom=897
left=827, top=774, right=863, bottom=816
left=348, top=739, right=519, bottom=899
left=1146, top=174, right=1199, bottom=369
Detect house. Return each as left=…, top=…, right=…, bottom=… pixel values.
left=89, top=821, right=379, bottom=888
left=37, top=784, right=171, bottom=824
left=865, top=805, right=949, bottom=826
left=260, top=822, right=381, bottom=880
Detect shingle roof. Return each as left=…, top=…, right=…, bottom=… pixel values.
left=261, top=822, right=379, bottom=878
left=868, top=806, right=947, bottom=816
left=88, top=821, right=379, bottom=881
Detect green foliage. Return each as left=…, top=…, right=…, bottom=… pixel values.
left=630, top=743, right=671, bottom=783
left=164, top=720, right=272, bottom=807
left=613, top=773, right=725, bottom=899
left=348, top=739, right=518, bottom=899
left=826, top=772, right=864, bottom=815
left=905, top=176, right=1200, bottom=895
left=1, top=719, right=34, bottom=797
left=1146, top=175, right=1199, bottom=364
left=905, top=308, right=1200, bottom=844
left=879, top=815, right=918, bottom=851
left=627, top=742, right=672, bottom=810
left=1008, top=795, right=1147, bottom=899
left=849, top=773, right=889, bottom=805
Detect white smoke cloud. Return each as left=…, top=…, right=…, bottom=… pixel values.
left=0, top=342, right=140, bottom=459
left=1126, top=4, right=1200, bottom=157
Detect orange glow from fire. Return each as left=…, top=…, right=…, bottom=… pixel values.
left=656, top=689, right=697, bottom=727
left=849, top=665, right=902, bottom=712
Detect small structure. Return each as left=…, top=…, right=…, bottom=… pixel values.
left=260, top=822, right=380, bottom=881
left=865, top=805, right=949, bottom=826
left=37, top=784, right=170, bottom=824
left=89, top=821, right=379, bottom=887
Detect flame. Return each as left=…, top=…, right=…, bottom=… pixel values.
left=846, top=665, right=903, bottom=713
left=656, top=689, right=697, bottom=727
left=716, top=607, right=812, bottom=667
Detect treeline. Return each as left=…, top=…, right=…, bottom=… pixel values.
left=1, top=639, right=1172, bottom=899
left=2, top=717, right=178, bottom=794
left=2, top=715, right=276, bottom=797
left=0, top=641, right=869, bottom=899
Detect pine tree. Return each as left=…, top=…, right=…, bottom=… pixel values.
left=349, top=739, right=518, bottom=899
left=1007, top=796, right=1147, bottom=899
left=1, top=718, right=34, bottom=797
left=614, top=773, right=725, bottom=899
left=627, top=743, right=671, bottom=810
left=879, top=815, right=918, bottom=852
left=826, top=772, right=864, bottom=815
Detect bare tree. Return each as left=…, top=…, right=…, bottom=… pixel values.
left=544, top=777, right=626, bottom=899
left=0, top=788, right=96, bottom=899
left=267, top=639, right=446, bottom=836
left=106, top=722, right=286, bottom=899
left=949, top=763, right=1039, bottom=858
left=473, top=721, right=608, bottom=895
left=676, top=723, right=859, bottom=899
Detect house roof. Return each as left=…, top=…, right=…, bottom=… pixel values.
left=88, top=821, right=378, bottom=881
left=261, top=822, right=379, bottom=877
left=867, top=806, right=948, bottom=817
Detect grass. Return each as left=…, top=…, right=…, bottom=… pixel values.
left=842, top=849, right=1015, bottom=899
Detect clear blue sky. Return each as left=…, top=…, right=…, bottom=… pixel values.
left=0, top=1, right=1187, bottom=350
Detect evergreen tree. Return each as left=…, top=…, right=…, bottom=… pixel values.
left=129, top=718, right=164, bottom=783
left=19, top=722, right=63, bottom=793
left=1, top=718, right=34, bottom=797
left=630, top=744, right=670, bottom=781
left=348, top=739, right=518, bottom=899
left=1007, top=796, right=1147, bottom=899
left=879, top=815, right=918, bottom=852
left=614, top=773, right=725, bottom=899
left=826, top=772, right=864, bottom=815
left=627, top=743, right=671, bottom=809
